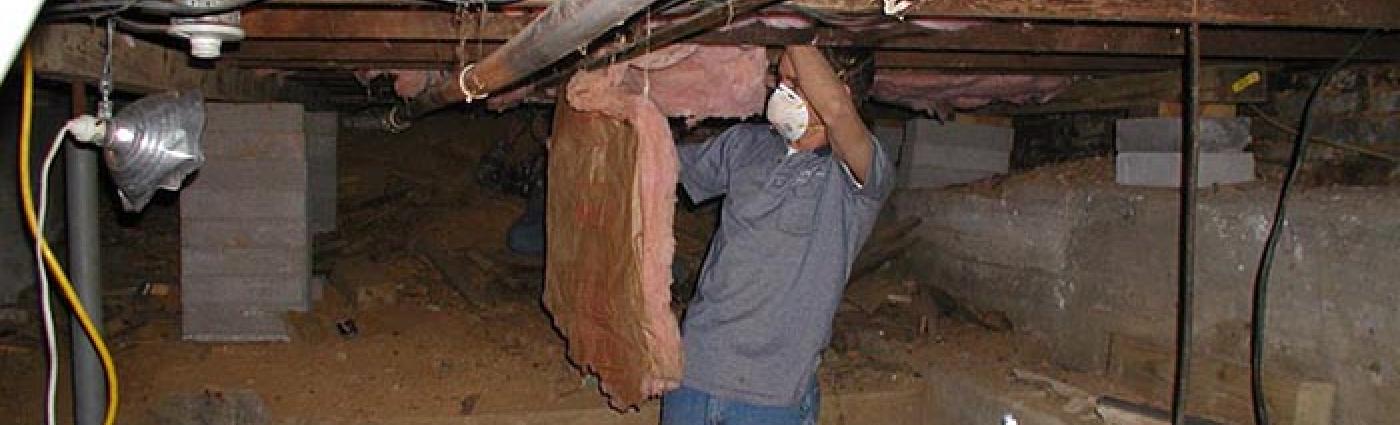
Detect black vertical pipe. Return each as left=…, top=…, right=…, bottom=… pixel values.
left=1169, top=22, right=1201, bottom=425
left=67, top=83, right=104, bottom=425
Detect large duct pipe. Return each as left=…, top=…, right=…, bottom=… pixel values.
left=387, top=0, right=658, bottom=127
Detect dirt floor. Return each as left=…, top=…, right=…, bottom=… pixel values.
left=0, top=109, right=1149, bottom=424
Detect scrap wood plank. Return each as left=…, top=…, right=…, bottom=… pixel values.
left=1106, top=333, right=1334, bottom=424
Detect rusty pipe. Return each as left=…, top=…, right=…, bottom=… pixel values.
left=387, top=0, right=658, bottom=128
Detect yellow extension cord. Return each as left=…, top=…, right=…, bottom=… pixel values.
left=19, top=48, right=120, bottom=425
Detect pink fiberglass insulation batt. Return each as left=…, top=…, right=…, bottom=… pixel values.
left=872, top=71, right=1071, bottom=115
left=544, top=44, right=768, bottom=409
left=627, top=44, right=770, bottom=120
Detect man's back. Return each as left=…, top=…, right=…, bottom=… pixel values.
left=675, top=123, right=894, bottom=407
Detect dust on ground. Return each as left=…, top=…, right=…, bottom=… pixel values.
left=1, top=109, right=966, bottom=423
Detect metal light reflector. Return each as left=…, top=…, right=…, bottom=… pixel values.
left=101, top=91, right=206, bottom=211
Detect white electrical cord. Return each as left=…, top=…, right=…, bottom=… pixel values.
left=36, top=123, right=72, bottom=425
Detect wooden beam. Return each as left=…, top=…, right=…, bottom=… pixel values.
left=705, top=23, right=1399, bottom=60
left=990, top=65, right=1269, bottom=114
left=789, top=0, right=1400, bottom=29
left=30, top=24, right=288, bottom=102
left=874, top=52, right=1179, bottom=72
left=230, top=60, right=454, bottom=70
left=228, top=40, right=501, bottom=63
left=239, top=8, right=1400, bottom=60
left=263, top=0, right=1400, bottom=28
left=241, top=8, right=533, bottom=41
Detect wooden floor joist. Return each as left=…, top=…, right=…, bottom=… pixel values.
left=233, top=8, right=1399, bottom=71
left=791, top=0, right=1400, bottom=29
left=259, top=0, right=1400, bottom=28
left=30, top=24, right=290, bottom=102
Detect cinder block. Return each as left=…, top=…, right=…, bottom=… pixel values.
left=1115, top=117, right=1251, bottom=153
left=179, top=219, right=307, bottom=248
left=182, top=247, right=310, bottom=277
left=305, top=112, right=338, bottom=234
left=181, top=189, right=306, bottom=219
left=187, top=160, right=307, bottom=191
left=180, top=102, right=312, bottom=340
left=203, top=103, right=305, bottom=133
left=180, top=274, right=309, bottom=310
left=905, top=145, right=1011, bottom=173
left=872, top=122, right=905, bottom=164
left=181, top=302, right=290, bottom=342
left=901, top=121, right=1013, bottom=189
left=905, top=120, right=1014, bottom=151
left=1115, top=152, right=1255, bottom=187
left=200, top=131, right=307, bottom=161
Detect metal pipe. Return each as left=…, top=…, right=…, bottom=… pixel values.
left=1169, top=21, right=1200, bottom=425
left=67, top=81, right=105, bottom=425
left=529, top=0, right=784, bottom=90
left=390, top=0, right=659, bottom=125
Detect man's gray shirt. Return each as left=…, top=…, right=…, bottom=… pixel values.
left=675, top=124, right=894, bottom=407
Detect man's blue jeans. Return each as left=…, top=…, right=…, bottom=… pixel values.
left=660, top=379, right=820, bottom=425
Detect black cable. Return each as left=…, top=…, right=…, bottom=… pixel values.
left=1249, top=28, right=1379, bottom=425
left=42, top=0, right=265, bottom=17
left=112, top=17, right=171, bottom=34
left=1169, top=22, right=1200, bottom=425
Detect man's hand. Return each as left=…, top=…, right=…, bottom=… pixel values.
left=779, top=46, right=875, bottom=185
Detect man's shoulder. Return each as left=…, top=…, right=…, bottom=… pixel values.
left=701, top=124, right=782, bottom=159
left=718, top=123, right=780, bottom=144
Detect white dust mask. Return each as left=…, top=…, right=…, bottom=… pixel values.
left=766, top=82, right=810, bottom=142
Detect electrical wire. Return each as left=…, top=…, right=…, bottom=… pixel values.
left=37, top=123, right=71, bottom=425
left=19, top=49, right=121, bottom=425
left=42, top=0, right=264, bottom=17
left=112, top=17, right=172, bottom=34
left=1248, top=29, right=1379, bottom=425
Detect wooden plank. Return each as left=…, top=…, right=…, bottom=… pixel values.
left=267, top=0, right=1400, bottom=28
left=241, top=8, right=533, bottom=41
left=1106, top=334, right=1330, bottom=425
left=996, top=65, right=1267, bottom=114
left=874, top=51, right=1178, bottom=72
left=1157, top=102, right=1237, bottom=118
left=229, top=40, right=500, bottom=63
left=238, top=11, right=1399, bottom=63
left=953, top=114, right=1014, bottom=127
left=790, top=0, right=1400, bottom=28
left=30, top=24, right=287, bottom=102
left=231, top=60, right=452, bottom=70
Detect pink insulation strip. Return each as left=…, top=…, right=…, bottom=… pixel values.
left=566, top=64, right=684, bottom=404
left=872, top=70, right=1072, bottom=114
left=628, top=44, right=770, bottom=120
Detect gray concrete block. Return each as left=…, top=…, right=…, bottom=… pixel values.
left=179, top=219, right=307, bottom=248
left=181, top=247, right=310, bottom=277
left=1115, top=152, right=1255, bottom=187
left=905, top=145, right=1011, bottom=173
left=1115, top=117, right=1252, bottom=153
left=872, top=123, right=905, bottom=164
left=181, top=189, right=306, bottom=219
left=203, top=103, right=305, bottom=133
left=905, top=120, right=1014, bottom=151
left=899, top=167, right=997, bottom=189
left=305, top=112, right=338, bottom=234
left=180, top=302, right=290, bottom=342
left=180, top=274, right=309, bottom=310
left=200, top=131, right=306, bottom=161
left=187, top=160, right=307, bottom=192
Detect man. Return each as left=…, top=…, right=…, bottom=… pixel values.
left=661, top=45, right=893, bottom=424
